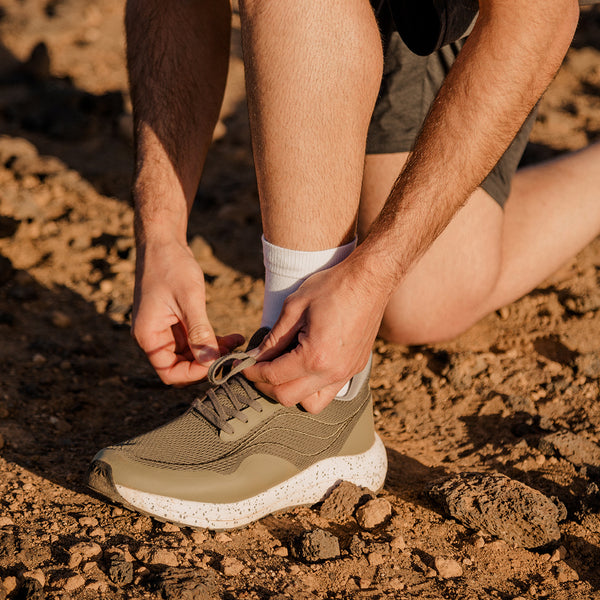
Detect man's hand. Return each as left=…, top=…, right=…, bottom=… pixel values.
left=243, top=254, right=390, bottom=413
left=132, top=239, right=244, bottom=385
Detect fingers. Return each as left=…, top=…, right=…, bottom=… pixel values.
left=140, top=327, right=211, bottom=385
left=217, top=333, right=246, bottom=355
left=178, top=296, right=220, bottom=366
left=247, top=296, right=306, bottom=361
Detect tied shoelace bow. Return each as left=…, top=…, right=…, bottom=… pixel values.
left=193, top=351, right=262, bottom=435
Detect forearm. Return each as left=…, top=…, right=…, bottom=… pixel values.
left=125, top=0, right=231, bottom=246
left=355, top=0, right=579, bottom=292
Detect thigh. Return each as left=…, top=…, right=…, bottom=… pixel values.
left=359, top=153, right=504, bottom=345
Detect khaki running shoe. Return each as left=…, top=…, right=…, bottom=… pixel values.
left=87, top=329, right=387, bottom=530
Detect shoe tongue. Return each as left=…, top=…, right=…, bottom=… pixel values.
left=245, top=327, right=270, bottom=352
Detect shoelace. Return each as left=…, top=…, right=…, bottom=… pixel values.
left=192, top=351, right=262, bottom=435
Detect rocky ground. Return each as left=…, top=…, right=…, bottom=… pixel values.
left=1, top=1, right=600, bottom=599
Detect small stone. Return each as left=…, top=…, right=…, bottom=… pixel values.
left=575, top=353, right=600, bottom=379
left=214, top=532, right=232, bottom=544
left=474, top=537, right=485, bottom=549
left=51, top=311, right=72, bottom=329
left=273, top=546, right=288, bottom=557
left=32, top=354, right=46, bottom=365
left=89, top=527, right=105, bottom=539
left=550, top=545, right=568, bottom=562
left=367, top=551, right=384, bottom=566
left=0, top=517, right=14, bottom=527
left=348, top=534, right=365, bottom=557
left=99, top=279, right=113, bottom=294
left=149, top=549, right=179, bottom=567
left=86, top=581, right=109, bottom=593
left=162, top=522, right=180, bottom=533
left=555, top=562, right=579, bottom=583
left=112, top=507, right=124, bottom=516
left=64, top=574, right=85, bottom=592
left=388, top=578, right=405, bottom=591
left=539, top=431, right=600, bottom=467
left=78, top=516, right=98, bottom=528
left=434, top=556, right=463, bottom=579
left=291, top=529, right=340, bottom=563
left=190, top=531, right=208, bottom=545
left=320, top=481, right=373, bottom=522
left=108, top=554, right=134, bottom=585
left=69, top=541, right=102, bottom=561
left=2, top=577, right=17, bottom=594
left=390, top=535, right=406, bottom=551
left=220, top=557, right=244, bottom=576
left=355, top=498, right=392, bottom=530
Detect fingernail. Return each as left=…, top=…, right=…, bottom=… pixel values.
left=195, top=347, right=220, bottom=366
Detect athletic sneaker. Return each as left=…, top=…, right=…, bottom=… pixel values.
left=87, top=328, right=387, bottom=530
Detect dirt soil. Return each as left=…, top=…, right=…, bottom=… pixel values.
left=1, top=2, right=600, bottom=599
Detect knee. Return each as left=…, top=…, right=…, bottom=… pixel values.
left=380, top=275, right=498, bottom=346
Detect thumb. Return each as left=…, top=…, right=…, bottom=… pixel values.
left=248, top=298, right=305, bottom=361
left=179, top=300, right=220, bottom=367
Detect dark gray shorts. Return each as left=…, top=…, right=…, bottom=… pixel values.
left=366, top=0, right=537, bottom=208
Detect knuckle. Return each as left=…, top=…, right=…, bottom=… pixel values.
left=186, top=322, right=213, bottom=345
left=308, top=348, right=331, bottom=372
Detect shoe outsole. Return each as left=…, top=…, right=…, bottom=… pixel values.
left=87, top=435, right=388, bottom=530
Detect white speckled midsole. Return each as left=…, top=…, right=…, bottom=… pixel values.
left=114, top=435, right=388, bottom=530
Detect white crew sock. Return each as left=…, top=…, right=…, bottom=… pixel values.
left=260, top=235, right=357, bottom=397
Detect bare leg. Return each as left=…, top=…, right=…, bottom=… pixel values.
left=359, top=142, right=600, bottom=345
left=239, top=0, right=382, bottom=251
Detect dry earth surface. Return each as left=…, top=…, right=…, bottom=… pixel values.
left=1, top=1, right=600, bottom=599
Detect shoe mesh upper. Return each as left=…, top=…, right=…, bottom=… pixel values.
left=112, top=376, right=370, bottom=475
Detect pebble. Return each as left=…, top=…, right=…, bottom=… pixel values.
left=434, top=557, right=463, bottom=579
left=273, top=546, right=288, bottom=557
left=153, top=567, right=218, bottom=600
left=0, top=517, right=14, bottom=527
left=319, top=481, right=373, bottom=522
left=108, top=554, right=134, bottom=585
left=390, top=535, right=406, bottom=551
left=291, top=529, right=340, bottom=563
left=555, top=562, right=579, bottom=583
left=575, top=353, right=600, bottom=378
left=190, top=530, right=208, bottom=545
left=85, top=581, right=109, bottom=593
left=69, top=541, right=102, bottom=567
left=429, top=472, right=561, bottom=548
left=162, top=522, right=180, bottom=533
left=149, top=549, right=179, bottom=567
left=2, top=577, right=16, bottom=594
left=355, top=498, right=392, bottom=530
left=473, top=537, right=485, bottom=549
left=78, top=516, right=98, bottom=527
left=51, top=310, right=72, bottom=329
left=348, top=534, right=366, bottom=557
left=214, top=532, right=232, bottom=544
left=23, top=569, right=45, bottom=587
left=368, top=551, right=385, bottom=566
left=64, top=574, right=85, bottom=592
left=539, top=431, right=600, bottom=467
left=221, top=557, right=244, bottom=576
left=550, top=545, right=568, bottom=562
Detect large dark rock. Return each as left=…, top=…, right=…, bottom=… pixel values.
left=429, top=472, right=562, bottom=548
